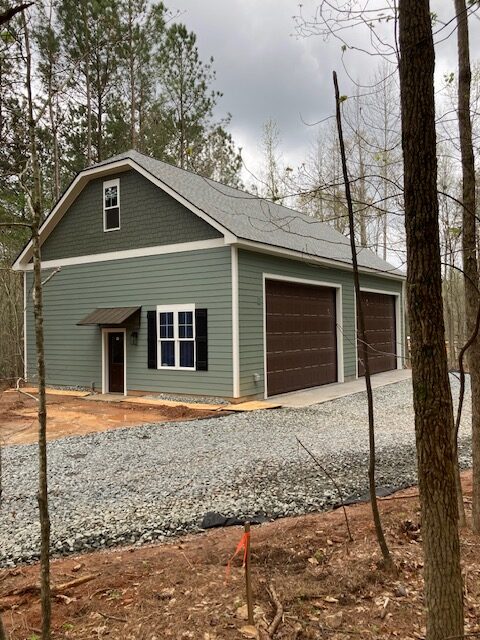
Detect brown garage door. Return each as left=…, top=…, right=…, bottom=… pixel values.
left=266, top=280, right=338, bottom=396
left=357, top=291, right=397, bottom=376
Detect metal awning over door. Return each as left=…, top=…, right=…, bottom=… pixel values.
left=265, top=279, right=338, bottom=396
left=77, top=306, right=141, bottom=327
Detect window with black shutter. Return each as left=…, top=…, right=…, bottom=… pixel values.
left=195, top=309, right=208, bottom=371
left=147, top=310, right=157, bottom=369
left=148, top=306, right=208, bottom=371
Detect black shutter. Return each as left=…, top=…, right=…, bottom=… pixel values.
left=195, top=308, right=208, bottom=371
left=147, top=310, right=157, bottom=369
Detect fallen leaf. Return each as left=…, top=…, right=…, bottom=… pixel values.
left=239, top=625, right=258, bottom=639
left=326, top=611, right=343, bottom=629
left=380, top=597, right=390, bottom=620
left=55, top=594, right=74, bottom=604
left=236, top=604, right=248, bottom=620
left=324, top=596, right=339, bottom=604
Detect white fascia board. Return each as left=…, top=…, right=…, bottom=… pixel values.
left=13, top=158, right=236, bottom=270
left=17, top=238, right=227, bottom=271
left=232, top=239, right=406, bottom=281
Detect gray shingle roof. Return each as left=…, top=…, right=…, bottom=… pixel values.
left=92, top=150, right=403, bottom=277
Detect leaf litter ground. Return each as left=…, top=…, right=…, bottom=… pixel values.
left=1, top=472, right=479, bottom=640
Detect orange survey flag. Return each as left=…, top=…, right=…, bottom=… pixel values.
left=226, top=529, right=250, bottom=577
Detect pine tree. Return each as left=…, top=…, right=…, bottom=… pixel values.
left=58, top=0, right=122, bottom=164
left=151, top=22, right=241, bottom=184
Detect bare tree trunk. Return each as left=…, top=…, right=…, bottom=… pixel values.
left=46, top=3, right=60, bottom=201
left=357, top=137, right=368, bottom=248
left=454, top=0, right=480, bottom=532
left=334, top=71, right=394, bottom=571
left=82, top=6, right=92, bottom=165
left=398, top=1, right=464, bottom=638
left=382, top=164, right=388, bottom=261
left=50, top=99, right=60, bottom=201
left=0, top=616, right=8, bottom=640
left=128, top=0, right=136, bottom=149
left=32, top=228, right=51, bottom=640
left=86, top=67, right=92, bottom=164
left=23, top=13, right=52, bottom=640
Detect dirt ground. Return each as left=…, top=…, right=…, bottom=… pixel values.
left=0, top=473, right=478, bottom=640
left=0, top=391, right=220, bottom=445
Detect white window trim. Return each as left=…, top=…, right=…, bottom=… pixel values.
left=156, top=304, right=196, bottom=371
left=103, top=178, right=120, bottom=232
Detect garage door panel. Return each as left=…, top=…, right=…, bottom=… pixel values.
left=358, top=291, right=397, bottom=376
left=266, top=280, right=338, bottom=396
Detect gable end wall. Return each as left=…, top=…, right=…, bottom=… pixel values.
left=40, top=169, right=222, bottom=261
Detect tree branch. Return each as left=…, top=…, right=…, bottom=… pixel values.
left=0, top=2, right=33, bottom=27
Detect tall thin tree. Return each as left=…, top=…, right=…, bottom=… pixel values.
left=454, top=0, right=480, bottom=532
left=333, top=72, right=394, bottom=571
left=398, top=1, right=464, bottom=638
left=22, top=10, right=52, bottom=639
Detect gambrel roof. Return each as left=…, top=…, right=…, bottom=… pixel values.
left=95, top=151, right=401, bottom=275
left=13, top=149, right=404, bottom=278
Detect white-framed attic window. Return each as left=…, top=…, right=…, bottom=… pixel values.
left=103, top=178, right=120, bottom=231
left=156, top=304, right=196, bottom=370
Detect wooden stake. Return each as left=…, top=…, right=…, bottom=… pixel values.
left=244, top=522, right=254, bottom=625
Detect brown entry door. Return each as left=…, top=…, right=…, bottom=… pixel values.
left=108, top=332, right=125, bottom=393
left=357, top=291, right=397, bottom=376
left=266, top=280, right=338, bottom=396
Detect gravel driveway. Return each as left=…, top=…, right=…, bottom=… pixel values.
left=0, top=375, right=473, bottom=566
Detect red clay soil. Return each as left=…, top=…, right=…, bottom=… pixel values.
left=1, top=473, right=479, bottom=640
left=0, top=391, right=219, bottom=445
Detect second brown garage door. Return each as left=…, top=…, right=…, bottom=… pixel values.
left=266, top=280, right=338, bottom=396
left=357, top=291, right=397, bottom=376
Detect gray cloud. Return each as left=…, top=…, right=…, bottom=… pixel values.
left=170, top=0, right=480, bottom=173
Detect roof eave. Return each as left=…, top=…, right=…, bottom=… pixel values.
left=231, top=239, right=406, bottom=281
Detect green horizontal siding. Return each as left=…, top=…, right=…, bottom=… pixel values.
left=40, top=170, right=222, bottom=261
left=237, top=249, right=404, bottom=397
left=26, top=247, right=233, bottom=396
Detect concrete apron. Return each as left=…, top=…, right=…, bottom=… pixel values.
left=271, top=369, right=412, bottom=408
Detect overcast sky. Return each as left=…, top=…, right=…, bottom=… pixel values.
left=169, top=1, right=480, bottom=180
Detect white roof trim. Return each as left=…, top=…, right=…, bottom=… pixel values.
left=233, top=239, right=406, bottom=281
left=12, top=158, right=236, bottom=270
left=14, top=238, right=226, bottom=272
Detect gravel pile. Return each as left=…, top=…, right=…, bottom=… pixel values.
left=48, top=384, right=92, bottom=392
left=0, top=375, right=472, bottom=566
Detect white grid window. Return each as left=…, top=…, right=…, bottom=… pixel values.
left=103, top=178, right=120, bottom=231
left=157, top=304, right=195, bottom=370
